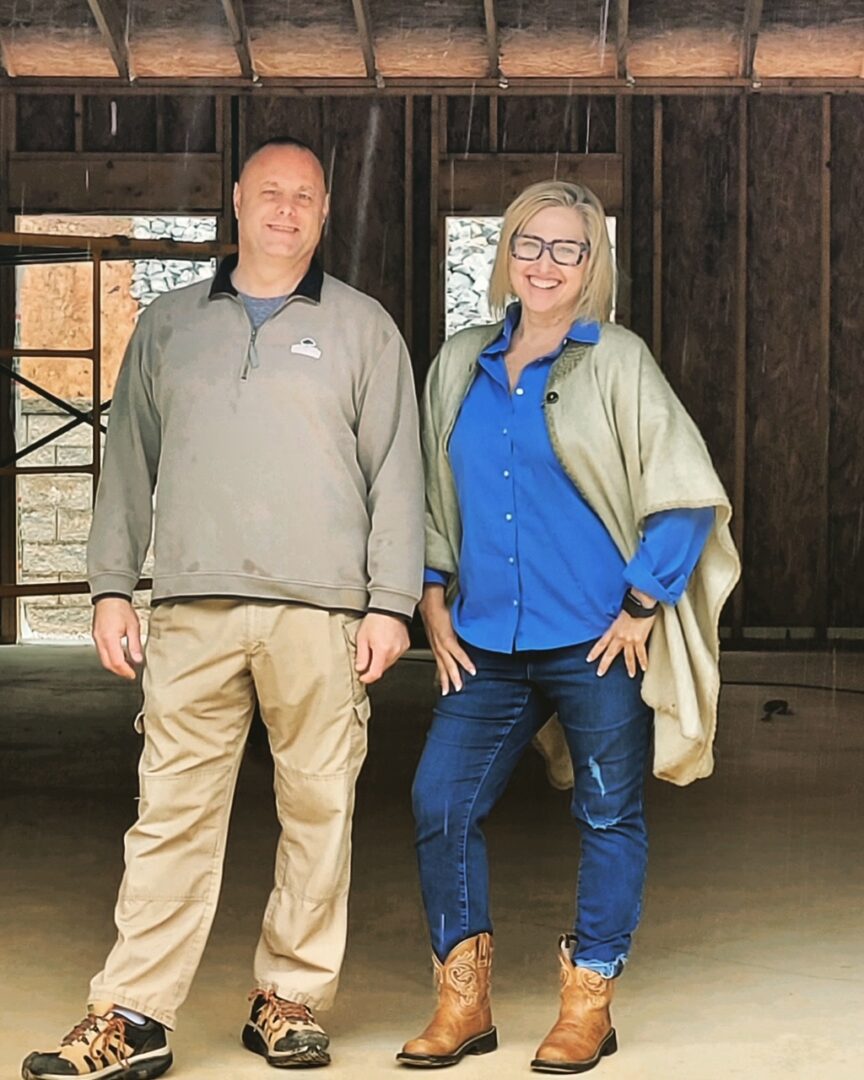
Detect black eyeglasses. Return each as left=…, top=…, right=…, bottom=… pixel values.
left=510, top=233, right=591, bottom=267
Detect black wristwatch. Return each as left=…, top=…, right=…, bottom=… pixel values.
left=622, top=589, right=659, bottom=619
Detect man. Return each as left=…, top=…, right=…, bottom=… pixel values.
left=23, top=137, right=424, bottom=1079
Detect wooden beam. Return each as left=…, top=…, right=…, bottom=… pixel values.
left=817, top=93, right=831, bottom=637
left=615, top=96, right=632, bottom=327
left=733, top=94, right=748, bottom=637
left=403, top=96, right=414, bottom=348
left=7, top=154, right=223, bottom=212
left=740, top=0, right=764, bottom=79
left=439, top=153, right=624, bottom=214
left=0, top=94, right=17, bottom=641
left=85, top=0, right=131, bottom=82
left=350, top=0, right=380, bottom=84
left=616, top=0, right=630, bottom=80
left=483, top=1, right=500, bottom=80
left=220, top=0, right=256, bottom=82
left=651, top=97, right=663, bottom=362
left=429, top=95, right=441, bottom=358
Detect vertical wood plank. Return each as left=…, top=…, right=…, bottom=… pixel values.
left=746, top=95, right=823, bottom=629
left=218, top=95, right=234, bottom=244
left=828, top=96, right=864, bottom=628
left=91, top=253, right=102, bottom=500
left=652, top=96, right=663, bottom=363
left=615, top=95, right=632, bottom=328
left=817, top=93, right=831, bottom=637
left=403, top=95, right=414, bottom=348
left=733, top=93, right=748, bottom=637
left=430, top=95, right=442, bottom=358
left=74, top=93, right=84, bottom=152
left=489, top=94, right=499, bottom=152
left=0, top=92, right=17, bottom=640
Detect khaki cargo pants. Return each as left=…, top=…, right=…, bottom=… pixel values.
left=88, top=600, right=370, bottom=1029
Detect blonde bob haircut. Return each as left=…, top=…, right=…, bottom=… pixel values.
left=488, top=180, right=615, bottom=324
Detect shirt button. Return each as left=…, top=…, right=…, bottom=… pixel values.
left=503, top=470, right=510, bottom=478
left=505, top=513, right=513, bottom=521
left=515, top=387, right=525, bottom=396
left=508, top=557, right=515, bottom=564
left=502, top=427, right=508, bottom=435
left=512, top=599, right=519, bottom=607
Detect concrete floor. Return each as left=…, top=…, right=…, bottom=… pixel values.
left=2, top=646, right=863, bottom=1080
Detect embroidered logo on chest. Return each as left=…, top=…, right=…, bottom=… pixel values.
left=290, top=337, right=321, bottom=359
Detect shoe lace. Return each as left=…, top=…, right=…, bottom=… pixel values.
left=61, top=1014, right=130, bottom=1066
left=249, top=989, right=314, bottom=1025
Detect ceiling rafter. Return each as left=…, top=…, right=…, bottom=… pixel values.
left=85, top=0, right=131, bottom=82
left=220, top=0, right=257, bottom=82
left=483, top=0, right=500, bottom=80
left=616, top=0, right=630, bottom=79
left=741, top=0, right=764, bottom=79
left=350, top=0, right=381, bottom=86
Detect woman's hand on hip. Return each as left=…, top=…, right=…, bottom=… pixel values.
left=419, top=584, right=476, bottom=694
left=588, top=609, right=657, bottom=678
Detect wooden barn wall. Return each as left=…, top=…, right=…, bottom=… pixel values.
left=829, top=97, right=864, bottom=629
left=745, top=96, right=825, bottom=630
left=629, top=96, right=654, bottom=346
left=660, top=97, right=739, bottom=500
left=1, top=88, right=863, bottom=636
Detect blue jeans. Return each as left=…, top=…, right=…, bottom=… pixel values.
left=412, top=640, right=652, bottom=978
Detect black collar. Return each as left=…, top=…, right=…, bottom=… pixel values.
left=208, top=253, right=323, bottom=303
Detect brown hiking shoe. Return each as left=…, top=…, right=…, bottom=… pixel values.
left=242, top=990, right=330, bottom=1068
left=21, top=1004, right=172, bottom=1079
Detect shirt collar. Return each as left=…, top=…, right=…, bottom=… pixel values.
left=208, top=253, right=324, bottom=303
left=482, top=302, right=601, bottom=357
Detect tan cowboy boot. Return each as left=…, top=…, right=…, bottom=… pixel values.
left=531, top=935, right=618, bottom=1074
left=397, top=932, right=497, bottom=1067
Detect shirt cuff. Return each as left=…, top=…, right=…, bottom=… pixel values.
left=423, top=567, right=450, bottom=586
left=367, top=607, right=412, bottom=627
left=623, top=564, right=685, bottom=607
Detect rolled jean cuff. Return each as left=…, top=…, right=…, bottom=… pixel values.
left=573, top=954, right=627, bottom=980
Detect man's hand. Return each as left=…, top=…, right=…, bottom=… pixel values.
left=355, top=612, right=410, bottom=685
left=419, top=583, right=476, bottom=695
left=92, top=597, right=143, bottom=680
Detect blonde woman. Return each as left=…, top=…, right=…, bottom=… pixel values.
left=397, top=181, right=739, bottom=1073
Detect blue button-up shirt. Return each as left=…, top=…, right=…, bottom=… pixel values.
left=425, top=306, right=713, bottom=653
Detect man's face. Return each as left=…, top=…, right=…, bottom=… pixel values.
left=233, top=145, right=329, bottom=264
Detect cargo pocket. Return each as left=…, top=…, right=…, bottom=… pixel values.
left=339, top=614, right=371, bottom=713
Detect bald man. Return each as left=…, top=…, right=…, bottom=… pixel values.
left=23, top=138, right=424, bottom=1079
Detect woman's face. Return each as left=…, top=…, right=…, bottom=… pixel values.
left=507, top=205, right=590, bottom=321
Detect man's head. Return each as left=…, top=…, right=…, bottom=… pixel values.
left=233, top=137, right=329, bottom=268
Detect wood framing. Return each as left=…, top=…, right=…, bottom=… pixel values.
left=0, top=95, right=15, bottom=641
left=440, top=153, right=624, bottom=213
left=616, top=0, right=630, bottom=80
left=429, top=95, right=442, bottom=358
left=817, top=93, right=831, bottom=635
left=483, top=1, right=500, bottom=80
left=615, top=96, right=632, bottom=327
left=220, top=0, right=256, bottom=82
left=733, top=94, right=748, bottom=636
left=7, top=153, right=223, bottom=212
left=741, top=0, right=764, bottom=79
left=350, top=0, right=379, bottom=83
left=651, top=97, right=663, bottom=362
left=403, top=95, right=414, bottom=345
left=85, top=0, right=131, bottom=82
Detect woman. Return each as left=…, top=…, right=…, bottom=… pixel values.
left=397, top=181, right=740, bottom=1074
